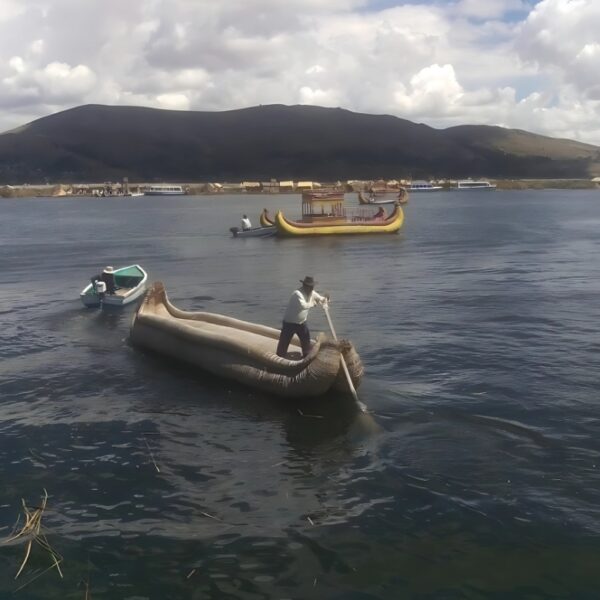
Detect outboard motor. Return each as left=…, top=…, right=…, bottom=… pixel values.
left=229, top=226, right=240, bottom=237
left=95, top=280, right=107, bottom=300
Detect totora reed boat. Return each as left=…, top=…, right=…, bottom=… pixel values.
left=130, top=282, right=363, bottom=398
left=274, top=192, right=404, bottom=236
left=260, top=209, right=275, bottom=227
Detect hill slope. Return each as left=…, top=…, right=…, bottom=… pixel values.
left=0, top=104, right=599, bottom=183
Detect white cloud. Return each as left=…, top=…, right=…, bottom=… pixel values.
left=299, top=86, right=343, bottom=106
left=0, top=0, right=598, bottom=145
left=0, top=0, right=25, bottom=23
left=394, top=64, right=464, bottom=116
left=156, top=93, right=191, bottom=110
left=9, top=56, right=25, bottom=73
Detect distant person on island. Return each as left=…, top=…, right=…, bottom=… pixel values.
left=276, top=276, right=329, bottom=358
left=373, top=206, right=386, bottom=220
left=241, top=215, right=252, bottom=230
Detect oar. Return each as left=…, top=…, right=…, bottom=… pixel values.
left=322, top=303, right=368, bottom=413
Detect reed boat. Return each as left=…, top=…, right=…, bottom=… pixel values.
left=358, top=190, right=409, bottom=205
left=260, top=208, right=275, bottom=227
left=130, top=282, right=363, bottom=398
left=80, top=264, right=147, bottom=308
left=274, top=192, right=404, bottom=236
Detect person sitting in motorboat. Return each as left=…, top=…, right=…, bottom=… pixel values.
left=101, top=266, right=116, bottom=294
left=241, top=215, right=252, bottom=230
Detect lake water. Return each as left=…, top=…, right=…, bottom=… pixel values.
left=1, top=190, right=600, bottom=599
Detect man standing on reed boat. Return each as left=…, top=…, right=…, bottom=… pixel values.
left=276, top=276, right=329, bottom=358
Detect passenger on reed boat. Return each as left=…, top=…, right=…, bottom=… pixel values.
left=373, top=206, right=386, bottom=220
left=276, top=276, right=330, bottom=358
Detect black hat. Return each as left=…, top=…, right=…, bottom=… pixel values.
left=300, top=276, right=316, bottom=287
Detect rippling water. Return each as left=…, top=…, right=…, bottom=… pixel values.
left=2, top=191, right=600, bottom=598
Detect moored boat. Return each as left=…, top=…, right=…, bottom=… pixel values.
left=275, top=194, right=404, bottom=236
left=80, top=264, right=148, bottom=308
left=130, top=282, right=363, bottom=398
left=456, top=179, right=496, bottom=190
left=144, top=185, right=185, bottom=196
left=405, top=180, right=443, bottom=192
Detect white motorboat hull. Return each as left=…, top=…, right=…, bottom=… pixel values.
left=230, top=226, right=276, bottom=238
left=144, top=191, right=185, bottom=196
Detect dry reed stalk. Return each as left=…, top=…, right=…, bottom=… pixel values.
left=1, top=489, right=63, bottom=586
left=143, top=437, right=161, bottom=472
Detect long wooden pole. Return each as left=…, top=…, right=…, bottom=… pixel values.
left=322, top=304, right=367, bottom=413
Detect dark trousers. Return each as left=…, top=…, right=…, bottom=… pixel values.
left=276, top=321, right=311, bottom=358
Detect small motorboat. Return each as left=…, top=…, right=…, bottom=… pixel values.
left=80, top=264, right=148, bottom=308
left=358, top=190, right=408, bottom=205
left=229, top=225, right=275, bottom=238
left=130, top=282, right=363, bottom=398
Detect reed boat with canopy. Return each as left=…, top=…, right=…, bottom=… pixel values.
left=274, top=191, right=404, bottom=236
left=80, top=264, right=147, bottom=308
left=130, top=282, right=363, bottom=398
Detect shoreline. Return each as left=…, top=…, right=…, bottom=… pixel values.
left=1, top=179, right=598, bottom=198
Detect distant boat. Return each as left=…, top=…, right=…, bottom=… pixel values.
left=229, top=225, right=275, bottom=238
left=144, top=185, right=185, bottom=196
left=456, top=179, right=497, bottom=190
left=406, top=180, right=443, bottom=192
left=358, top=190, right=408, bottom=205
left=80, top=264, right=148, bottom=308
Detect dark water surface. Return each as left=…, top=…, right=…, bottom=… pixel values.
left=2, top=191, right=600, bottom=599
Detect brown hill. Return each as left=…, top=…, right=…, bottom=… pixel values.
left=0, top=104, right=598, bottom=183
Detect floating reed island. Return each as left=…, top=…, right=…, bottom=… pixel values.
left=2, top=178, right=598, bottom=198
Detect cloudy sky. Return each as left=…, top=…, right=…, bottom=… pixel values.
left=1, top=0, right=599, bottom=145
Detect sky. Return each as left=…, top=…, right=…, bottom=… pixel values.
left=1, top=0, right=600, bottom=145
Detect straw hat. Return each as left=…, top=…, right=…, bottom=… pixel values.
left=103, top=266, right=114, bottom=273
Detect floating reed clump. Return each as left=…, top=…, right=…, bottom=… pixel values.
left=1, top=489, right=63, bottom=587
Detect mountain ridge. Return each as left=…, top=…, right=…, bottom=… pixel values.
left=0, top=104, right=598, bottom=183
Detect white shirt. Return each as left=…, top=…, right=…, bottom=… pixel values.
left=241, top=217, right=252, bottom=230
left=283, top=289, right=326, bottom=324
